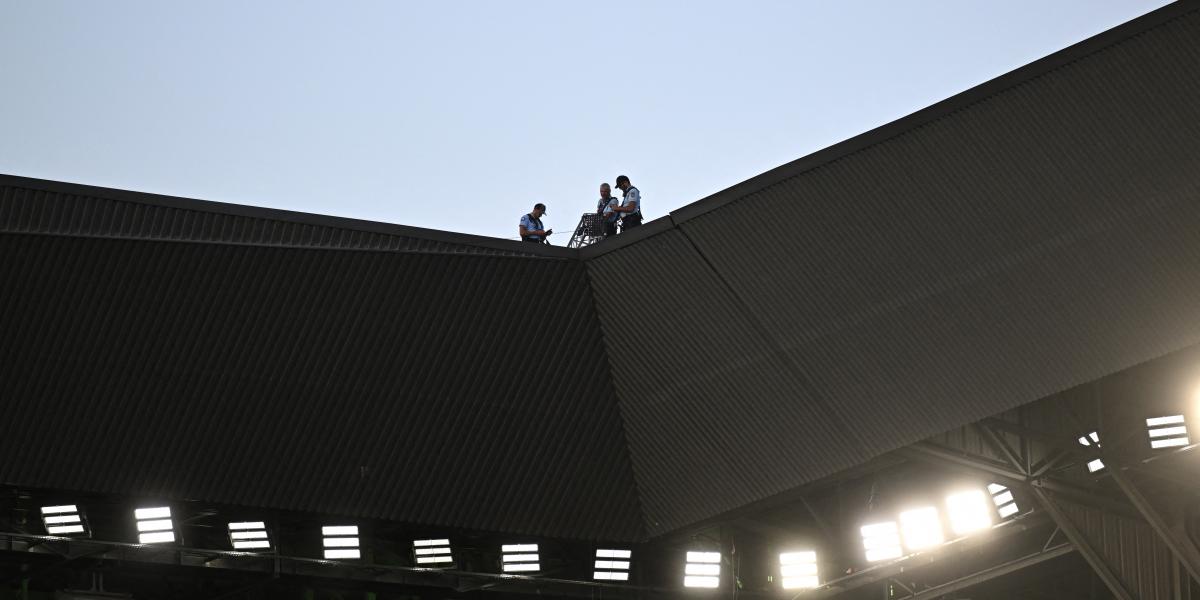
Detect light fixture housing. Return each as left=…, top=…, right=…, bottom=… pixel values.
left=593, top=548, right=631, bottom=581
left=134, top=506, right=175, bottom=544
left=683, top=551, right=721, bottom=588
left=41, top=505, right=87, bottom=536
left=779, top=550, right=819, bottom=590
left=228, top=522, right=270, bottom=551
left=322, top=525, right=361, bottom=559
left=988, top=483, right=1020, bottom=519
left=860, top=522, right=903, bottom=562
left=1147, top=415, right=1190, bottom=449
left=413, top=538, right=453, bottom=566
left=1077, top=431, right=1105, bottom=472
left=501, top=543, right=540, bottom=573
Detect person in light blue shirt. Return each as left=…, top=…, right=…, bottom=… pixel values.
left=596, top=182, right=619, bottom=237
left=519, top=203, right=552, bottom=243
left=612, top=175, right=642, bottom=231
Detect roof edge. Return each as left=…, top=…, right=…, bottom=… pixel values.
left=662, top=0, right=1197, bottom=227
left=0, top=173, right=579, bottom=260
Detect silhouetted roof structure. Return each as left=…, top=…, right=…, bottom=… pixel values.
left=2, top=0, right=1199, bottom=542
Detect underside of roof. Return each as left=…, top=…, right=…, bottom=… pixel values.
left=2, top=0, right=1198, bottom=542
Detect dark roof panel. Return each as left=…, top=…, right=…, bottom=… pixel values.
left=0, top=233, right=643, bottom=541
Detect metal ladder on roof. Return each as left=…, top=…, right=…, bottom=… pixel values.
left=567, top=213, right=606, bottom=248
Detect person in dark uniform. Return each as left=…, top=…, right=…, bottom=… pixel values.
left=596, top=183, right=619, bottom=238
left=612, top=175, right=642, bottom=232
left=519, top=203, right=552, bottom=243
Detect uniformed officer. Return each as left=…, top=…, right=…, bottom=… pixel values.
left=519, top=203, right=552, bottom=243
left=596, top=183, right=619, bottom=237
left=612, top=175, right=642, bottom=231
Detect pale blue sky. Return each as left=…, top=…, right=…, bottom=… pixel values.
left=0, top=1, right=1172, bottom=241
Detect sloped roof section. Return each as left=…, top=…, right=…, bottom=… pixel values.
left=587, top=2, right=1200, bottom=535
left=0, top=232, right=643, bottom=541
left=0, top=175, right=572, bottom=258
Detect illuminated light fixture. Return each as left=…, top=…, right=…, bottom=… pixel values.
left=134, top=506, right=175, bottom=544
left=988, top=483, right=1019, bottom=519
left=322, top=525, right=361, bottom=559
left=594, top=548, right=632, bottom=581
left=945, top=490, right=992, bottom=535
left=779, top=550, right=819, bottom=590
left=684, top=551, right=721, bottom=588
left=501, top=543, right=540, bottom=573
left=413, top=538, right=453, bottom=566
left=860, top=521, right=903, bottom=562
left=1147, top=415, right=1190, bottom=449
left=898, top=506, right=944, bottom=550
left=228, top=522, right=270, bottom=550
left=41, top=505, right=87, bottom=536
left=1077, top=431, right=1105, bottom=473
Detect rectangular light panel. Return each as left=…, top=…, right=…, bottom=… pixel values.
left=684, top=551, right=721, bottom=588
left=322, top=525, right=360, bottom=560
left=1078, top=431, right=1105, bottom=472
left=899, top=507, right=944, bottom=550
left=134, top=506, right=175, bottom=544
left=988, top=483, right=1020, bottom=519
left=502, top=543, right=539, bottom=573
left=779, top=550, right=819, bottom=590
left=860, top=522, right=903, bottom=562
left=41, top=505, right=86, bottom=536
left=594, top=548, right=631, bottom=581
left=413, top=538, right=453, bottom=566
left=946, top=490, right=992, bottom=534
left=228, top=521, right=270, bottom=551
left=1147, top=415, right=1190, bottom=449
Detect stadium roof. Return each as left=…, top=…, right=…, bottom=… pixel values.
left=2, top=0, right=1198, bottom=543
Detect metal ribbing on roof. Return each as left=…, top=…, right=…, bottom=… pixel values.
left=672, top=9, right=1200, bottom=459
left=0, top=234, right=643, bottom=541
left=586, top=229, right=867, bottom=535
left=0, top=182, right=546, bottom=257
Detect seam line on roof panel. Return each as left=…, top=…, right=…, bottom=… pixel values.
left=673, top=224, right=872, bottom=460
left=0, top=231, right=574, bottom=261
left=581, top=262, right=651, bottom=541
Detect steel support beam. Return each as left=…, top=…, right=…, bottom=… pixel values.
left=894, top=543, right=1074, bottom=600
left=1109, top=468, right=1200, bottom=584
left=1030, top=487, right=1135, bottom=600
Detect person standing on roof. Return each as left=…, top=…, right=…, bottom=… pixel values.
left=519, top=203, right=552, bottom=244
left=596, top=182, right=619, bottom=238
left=612, top=175, right=642, bottom=232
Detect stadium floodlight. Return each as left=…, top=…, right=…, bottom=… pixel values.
left=413, top=538, right=453, bottom=566
left=501, top=543, right=540, bottom=573
left=594, top=548, right=632, bottom=581
left=322, top=525, right=361, bottom=559
left=1078, top=431, right=1105, bottom=472
left=899, top=507, right=944, bottom=550
left=779, top=550, right=819, bottom=590
left=1147, top=415, right=1190, bottom=449
left=987, top=483, right=1020, bottom=519
left=41, top=505, right=87, bottom=536
left=860, top=521, right=903, bottom=562
left=684, top=551, right=721, bottom=588
left=945, top=490, right=992, bottom=535
left=228, top=522, right=270, bottom=551
left=134, top=506, right=175, bottom=544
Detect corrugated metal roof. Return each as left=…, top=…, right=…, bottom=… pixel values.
left=0, top=233, right=643, bottom=541
left=2, top=0, right=1199, bottom=543
left=0, top=174, right=572, bottom=258
left=585, top=3, right=1200, bottom=535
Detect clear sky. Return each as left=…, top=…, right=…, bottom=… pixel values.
left=0, top=1, right=1172, bottom=241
